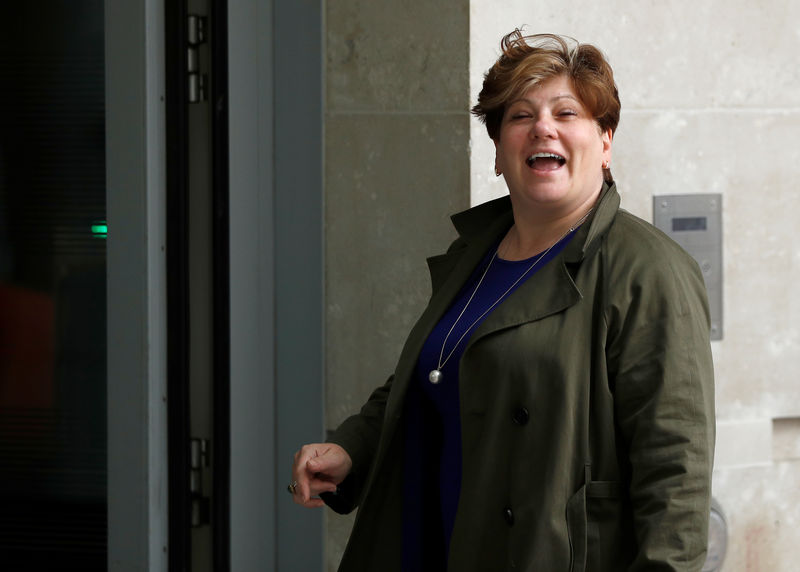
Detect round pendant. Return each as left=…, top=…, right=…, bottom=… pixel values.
left=428, top=369, right=443, bottom=384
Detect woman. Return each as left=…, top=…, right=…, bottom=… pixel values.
left=290, top=31, right=715, bottom=571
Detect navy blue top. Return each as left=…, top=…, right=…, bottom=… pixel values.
left=401, top=229, right=578, bottom=570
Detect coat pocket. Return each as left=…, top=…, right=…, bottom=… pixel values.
left=566, top=477, right=623, bottom=572
left=566, top=482, right=588, bottom=572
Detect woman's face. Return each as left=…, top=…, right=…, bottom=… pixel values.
left=494, top=74, right=612, bottom=219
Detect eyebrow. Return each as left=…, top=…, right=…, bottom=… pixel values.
left=551, top=94, right=580, bottom=103
left=509, top=93, right=581, bottom=106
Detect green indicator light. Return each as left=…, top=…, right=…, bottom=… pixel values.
left=91, top=221, right=108, bottom=239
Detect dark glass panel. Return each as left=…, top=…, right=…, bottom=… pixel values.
left=0, top=1, right=106, bottom=569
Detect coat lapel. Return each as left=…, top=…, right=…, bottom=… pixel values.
left=464, top=182, right=620, bottom=350
left=466, top=251, right=582, bottom=348
left=369, top=184, right=620, bottom=467
left=377, top=204, right=514, bottom=440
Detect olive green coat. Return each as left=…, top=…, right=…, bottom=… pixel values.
left=328, top=183, right=715, bottom=571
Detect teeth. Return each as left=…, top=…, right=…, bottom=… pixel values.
left=526, top=152, right=566, bottom=167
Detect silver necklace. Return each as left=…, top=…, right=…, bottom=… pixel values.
left=428, top=209, right=593, bottom=384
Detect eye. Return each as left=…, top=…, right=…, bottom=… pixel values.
left=509, top=111, right=531, bottom=120
left=557, top=109, right=578, bottom=117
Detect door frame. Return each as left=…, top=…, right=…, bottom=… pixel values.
left=107, top=0, right=325, bottom=569
left=106, top=0, right=169, bottom=569
left=227, top=0, right=325, bottom=569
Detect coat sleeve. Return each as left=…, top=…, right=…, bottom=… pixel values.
left=321, top=374, right=394, bottom=514
left=321, top=235, right=467, bottom=514
left=605, top=236, right=715, bottom=571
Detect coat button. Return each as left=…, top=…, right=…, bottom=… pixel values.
left=512, top=407, right=529, bottom=425
left=503, top=506, right=515, bottom=526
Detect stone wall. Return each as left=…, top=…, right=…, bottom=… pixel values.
left=324, top=1, right=800, bottom=568
left=470, top=3, right=800, bottom=570
left=324, top=2, right=470, bottom=568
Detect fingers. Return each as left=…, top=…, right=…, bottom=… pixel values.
left=290, top=443, right=349, bottom=507
left=296, top=477, right=338, bottom=507
left=296, top=468, right=338, bottom=502
left=300, top=498, right=325, bottom=508
left=291, top=480, right=332, bottom=508
left=305, top=443, right=353, bottom=481
left=305, top=451, right=335, bottom=474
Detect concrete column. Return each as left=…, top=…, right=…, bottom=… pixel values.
left=324, top=2, right=470, bottom=568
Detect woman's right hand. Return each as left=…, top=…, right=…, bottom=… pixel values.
left=290, top=442, right=353, bottom=508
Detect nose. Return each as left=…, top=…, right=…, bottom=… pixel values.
left=530, top=115, right=556, bottom=139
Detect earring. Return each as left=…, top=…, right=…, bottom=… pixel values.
left=602, top=161, right=610, bottom=169
left=495, top=166, right=502, bottom=177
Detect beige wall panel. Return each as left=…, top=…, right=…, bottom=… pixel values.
left=469, top=0, right=800, bottom=110
left=773, top=417, right=800, bottom=462
left=712, top=462, right=800, bottom=571
left=325, top=113, right=469, bottom=429
left=614, top=111, right=800, bottom=421
left=715, top=420, right=772, bottom=469
left=469, top=0, right=800, bottom=203
left=327, top=0, right=469, bottom=112
left=325, top=3, right=471, bottom=565
left=320, top=0, right=800, bottom=567
left=326, top=509, right=356, bottom=572
left=469, top=2, right=800, bottom=569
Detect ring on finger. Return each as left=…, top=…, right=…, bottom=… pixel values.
left=287, top=480, right=298, bottom=495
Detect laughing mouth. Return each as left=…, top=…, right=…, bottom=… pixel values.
left=526, top=152, right=566, bottom=169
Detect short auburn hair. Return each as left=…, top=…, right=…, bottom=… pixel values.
left=472, top=30, right=621, bottom=143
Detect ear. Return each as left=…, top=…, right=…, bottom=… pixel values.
left=601, top=128, right=613, bottom=164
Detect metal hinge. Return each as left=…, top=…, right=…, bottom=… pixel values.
left=187, top=15, right=207, bottom=103
left=190, top=438, right=210, bottom=527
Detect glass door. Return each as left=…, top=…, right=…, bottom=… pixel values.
left=0, top=1, right=107, bottom=569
